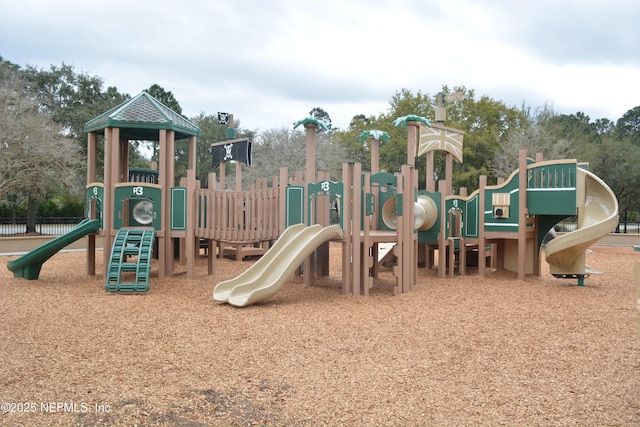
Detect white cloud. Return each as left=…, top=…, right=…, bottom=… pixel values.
left=1, top=0, right=638, bottom=131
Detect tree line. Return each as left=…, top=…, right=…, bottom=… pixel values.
left=1, top=55, right=639, bottom=230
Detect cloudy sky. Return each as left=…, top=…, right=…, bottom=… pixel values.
left=1, top=0, right=638, bottom=131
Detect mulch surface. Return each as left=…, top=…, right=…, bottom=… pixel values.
left=1, top=244, right=639, bottom=426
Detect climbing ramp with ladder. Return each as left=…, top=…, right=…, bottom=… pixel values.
left=105, top=228, right=155, bottom=292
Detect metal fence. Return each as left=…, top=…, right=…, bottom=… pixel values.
left=555, top=219, right=639, bottom=234
left=0, top=216, right=637, bottom=236
left=0, top=217, right=84, bottom=236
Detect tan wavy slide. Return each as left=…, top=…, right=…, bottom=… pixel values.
left=545, top=167, right=619, bottom=276
left=213, top=224, right=343, bottom=307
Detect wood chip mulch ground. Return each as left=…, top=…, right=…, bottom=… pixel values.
left=1, top=244, right=639, bottom=426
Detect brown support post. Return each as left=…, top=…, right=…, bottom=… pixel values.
left=517, top=149, right=528, bottom=280
left=478, top=175, right=487, bottom=276
left=235, top=161, right=242, bottom=192
left=157, top=129, right=167, bottom=278
left=219, top=161, right=226, bottom=191
left=406, top=122, right=417, bottom=166
left=445, top=153, right=453, bottom=195
left=186, top=169, right=196, bottom=278
left=426, top=151, right=435, bottom=193
left=437, top=179, right=447, bottom=279
left=208, top=171, right=216, bottom=275
left=189, top=136, right=197, bottom=170
left=304, top=123, right=317, bottom=287
left=102, top=127, right=119, bottom=275
left=412, top=168, right=419, bottom=287
left=393, top=171, right=402, bottom=294
left=533, top=152, right=543, bottom=277
left=86, top=132, right=96, bottom=276
left=187, top=135, right=198, bottom=277
left=342, top=163, right=352, bottom=294
left=279, top=167, right=287, bottom=234
left=120, top=137, right=128, bottom=183
left=103, top=128, right=111, bottom=275
left=362, top=172, right=372, bottom=296
left=370, top=137, right=380, bottom=174
left=316, top=171, right=330, bottom=277
left=399, top=166, right=414, bottom=293
left=166, top=131, right=176, bottom=276
left=351, top=163, right=362, bottom=295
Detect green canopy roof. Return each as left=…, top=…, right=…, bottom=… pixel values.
left=84, top=91, right=200, bottom=140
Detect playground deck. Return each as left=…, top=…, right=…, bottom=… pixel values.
left=1, top=245, right=638, bottom=426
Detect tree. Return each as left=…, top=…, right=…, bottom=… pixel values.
left=331, top=86, right=525, bottom=191
left=142, top=84, right=187, bottom=167
left=185, top=113, right=255, bottom=188
left=491, top=104, right=572, bottom=179
left=0, top=77, right=83, bottom=231
left=371, top=88, right=434, bottom=183
left=243, top=126, right=346, bottom=187
left=585, top=135, right=640, bottom=218
left=308, top=107, right=333, bottom=133
left=615, top=106, right=640, bottom=145
left=13, top=61, right=129, bottom=182
left=331, top=114, right=377, bottom=169
left=146, top=84, right=182, bottom=114
left=442, top=87, right=525, bottom=191
left=20, top=62, right=115, bottom=139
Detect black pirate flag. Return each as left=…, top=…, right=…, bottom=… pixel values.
left=211, top=138, right=253, bottom=169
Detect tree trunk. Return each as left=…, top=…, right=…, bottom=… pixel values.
left=26, top=192, right=37, bottom=234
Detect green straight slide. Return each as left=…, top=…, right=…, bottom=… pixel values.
left=6, top=218, right=100, bottom=280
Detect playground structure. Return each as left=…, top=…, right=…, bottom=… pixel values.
left=215, top=115, right=619, bottom=304
left=5, top=92, right=619, bottom=305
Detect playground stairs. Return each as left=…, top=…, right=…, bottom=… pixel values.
left=105, top=228, right=155, bottom=292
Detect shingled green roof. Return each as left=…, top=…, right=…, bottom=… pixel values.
left=84, top=91, right=200, bottom=140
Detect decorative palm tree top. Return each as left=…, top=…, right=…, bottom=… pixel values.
left=393, top=114, right=431, bottom=128
left=293, top=117, right=329, bottom=132
left=359, top=130, right=390, bottom=143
